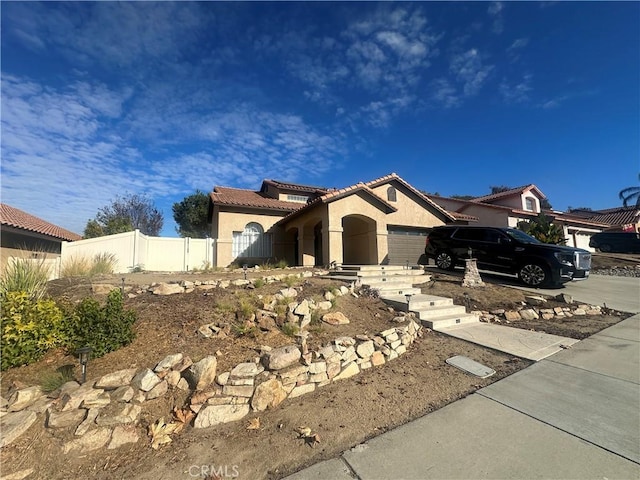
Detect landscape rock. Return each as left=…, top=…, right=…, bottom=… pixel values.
left=356, top=340, right=375, bottom=359
left=370, top=351, right=385, bottom=366
left=262, top=345, right=301, bottom=370
left=324, top=291, right=335, bottom=301
left=131, top=369, right=162, bottom=392
left=317, top=301, right=333, bottom=311
left=333, top=362, right=360, bottom=381
left=165, top=370, right=181, bottom=388
left=61, top=384, right=105, bottom=411
left=145, top=380, right=168, bottom=400
left=96, top=369, right=137, bottom=390
left=519, top=309, right=540, bottom=321
left=8, top=386, right=43, bottom=412
left=81, top=392, right=111, bottom=408
left=63, top=428, right=111, bottom=454
left=294, top=299, right=310, bottom=316
left=289, top=383, right=315, bottom=398
left=152, top=283, right=184, bottom=295
left=108, top=425, right=139, bottom=449
left=251, top=379, right=287, bottom=412
left=322, top=312, right=350, bottom=325
left=525, top=295, right=547, bottom=306
left=230, top=362, right=263, bottom=379
left=91, top=284, right=118, bottom=295
left=184, top=356, right=218, bottom=391
left=47, top=408, right=87, bottom=428
left=96, top=403, right=141, bottom=426
left=0, top=410, right=37, bottom=447
left=279, top=288, right=298, bottom=298
left=194, top=404, right=250, bottom=429
left=555, top=293, right=574, bottom=304
left=154, top=353, right=184, bottom=372
left=111, top=386, right=134, bottom=403
left=75, top=408, right=100, bottom=436
left=504, top=311, right=522, bottom=321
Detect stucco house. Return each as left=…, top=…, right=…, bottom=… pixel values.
left=0, top=203, right=82, bottom=275
left=208, top=173, right=472, bottom=267
left=428, top=185, right=609, bottom=251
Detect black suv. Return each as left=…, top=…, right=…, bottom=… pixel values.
left=424, top=226, right=591, bottom=287
left=589, top=231, right=640, bottom=253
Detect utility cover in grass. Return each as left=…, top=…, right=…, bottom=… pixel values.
left=446, top=355, right=495, bottom=378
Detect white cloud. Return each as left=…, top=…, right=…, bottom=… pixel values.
left=488, top=2, right=504, bottom=34
left=499, top=74, right=533, bottom=104
left=430, top=78, right=461, bottom=108
left=1, top=73, right=344, bottom=233
left=450, top=49, right=494, bottom=96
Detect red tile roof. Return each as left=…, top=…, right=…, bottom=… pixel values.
left=585, top=206, right=639, bottom=227
left=471, top=184, right=546, bottom=203
left=0, top=203, right=82, bottom=241
left=261, top=179, right=329, bottom=194
left=210, top=187, right=303, bottom=211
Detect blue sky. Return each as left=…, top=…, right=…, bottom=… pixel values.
left=2, top=2, right=638, bottom=237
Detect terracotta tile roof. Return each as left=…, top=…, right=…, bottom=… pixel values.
left=471, top=184, right=546, bottom=203
left=210, top=187, right=303, bottom=211
left=262, top=179, right=329, bottom=194
left=449, top=212, right=478, bottom=222
left=585, top=206, right=640, bottom=227
left=365, top=173, right=456, bottom=222
left=0, top=203, right=82, bottom=241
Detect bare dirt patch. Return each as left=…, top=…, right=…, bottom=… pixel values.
left=0, top=268, right=628, bottom=480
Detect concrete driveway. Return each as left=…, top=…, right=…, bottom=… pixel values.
left=425, top=266, right=640, bottom=313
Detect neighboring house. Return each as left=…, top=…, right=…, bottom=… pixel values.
left=428, top=185, right=609, bottom=251
left=567, top=206, right=640, bottom=233
left=0, top=203, right=82, bottom=275
left=208, top=173, right=468, bottom=267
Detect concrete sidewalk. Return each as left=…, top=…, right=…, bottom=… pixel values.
left=286, top=315, right=640, bottom=480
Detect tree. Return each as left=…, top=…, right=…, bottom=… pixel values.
left=84, top=194, right=163, bottom=238
left=490, top=185, right=512, bottom=194
left=172, top=190, right=210, bottom=238
left=619, top=174, right=640, bottom=207
left=540, top=198, right=553, bottom=210
left=517, top=213, right=566, bottom=245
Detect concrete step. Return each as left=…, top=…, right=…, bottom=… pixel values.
left=421, top=313, right=480, bottom=329
left=375, top=286, right=423, bottom=296
left=381, top=294, right=454, bottom=310
left=340, top=265, right=422, bottom=272
left=415, top=305, right=468, bottom=321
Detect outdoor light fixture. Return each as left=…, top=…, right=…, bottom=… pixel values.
left=243, top=264, right=248, bottom=280
left=405, top=259, right=409, bottom=270
left=463, top=292, right=471, bottom=312
left=121, top=277, right=126, bottom=295
left=76, top=346, right=92, bottom=384
left=405, top=293, right=413, bottom=312
left=467, top=247, right=473, bottom=259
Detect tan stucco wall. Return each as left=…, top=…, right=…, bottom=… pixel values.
left=370, top=183, right=446, bottom=228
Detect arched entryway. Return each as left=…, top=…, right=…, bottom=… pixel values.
left=342, top=215, right=377, bottom=265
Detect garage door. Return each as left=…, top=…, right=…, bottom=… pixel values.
left=387, top=227, right=431, bottom=265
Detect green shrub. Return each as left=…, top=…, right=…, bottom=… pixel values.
left=253, top=278, right=265, bottom=289
left=89, top=252, right=117, bottom=276
left=62, top=289, right=136, bottom=358
left=39, top=366, right=75, bottom=393
left=60, top=255, right=91, bottom=277
left=283, top=275, right=299, bottom=288
left=61, top=252, right=118, bottom=277
left=281, top=322, right=299, bottom=337
left=276, top=259, right=288, bottom=269
left=1, top=292, right=65, bottom=370
left=0, top=256, right=50, bottom=300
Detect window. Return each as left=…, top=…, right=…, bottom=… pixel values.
left=525, top=197, right=537, bottom=211
left=387, top=187, right=397, bottom=202
left=232, top=222, right=272, bottom=258
left=287, top=194, right=308, bottom=202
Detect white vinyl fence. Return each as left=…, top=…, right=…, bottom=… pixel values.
left=60, top=230, right=214, bottom=277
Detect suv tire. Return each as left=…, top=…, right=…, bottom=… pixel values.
left=518, top=263, right=550, bottom=287
left=435, top=251, right=456, bottom=271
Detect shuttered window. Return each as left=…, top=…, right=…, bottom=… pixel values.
left=232, top=223, right=272, bottom=258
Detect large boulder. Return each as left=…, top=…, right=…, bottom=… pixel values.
left=96, top=369, right=137, bottom=390
left=184, top=356, right=218, bottom=391
left=0, top=411, right=37, bottom=447
left=262, top=345, right=301, bottom=370
left=194, top=404, right=250, bottom=429
left=251, top=379, right=287, bottom=412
